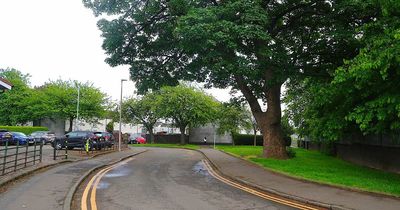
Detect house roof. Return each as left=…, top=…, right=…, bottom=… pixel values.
left=0, top=78, right=12, bottom=90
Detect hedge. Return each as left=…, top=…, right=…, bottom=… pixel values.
left=232, top=133, right=263, bottom=146
left=232, top=133, right=292, bottom=146
left=0, top=126, right=49, bottom=135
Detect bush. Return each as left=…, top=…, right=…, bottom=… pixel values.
left=233, top=133, right=292, bottom=146
left=0, top=126, right=49, bottom=135
left=232, top=133, right=263, bottom=145
left=106, top=121, right=114, bottom=133
left=286, top=147, right=296, bottom=158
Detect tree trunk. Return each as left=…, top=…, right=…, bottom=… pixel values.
left=149, top=127, right=155, bottom=144
left=253, top=129, right=257, bottom=146
left=179, top=126, right=186, bottom=145
left=258, top=85, right=287, bottom=159
left=68, top=117, right=74, bottom=132
left=234, top=74, right=287, bottom=159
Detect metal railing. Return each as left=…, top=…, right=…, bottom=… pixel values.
left=0, top=140, right=42, bottom=176
left=53, top=140, right=68, bottom=160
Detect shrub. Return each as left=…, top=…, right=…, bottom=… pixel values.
left=232, top=133, right=263, bottom=145
left=0, top=126, right=49, bottom=135
left=286, top=147, right=296, bottom=158
left=106, top=121, right=114, bottom=133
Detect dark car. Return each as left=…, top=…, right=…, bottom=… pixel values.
left=0, top=129, right=13, bottom=145
left=29, top=131, right=56, bottom=145
left=52, top=131, right=99, bottom=150
left=94, top=132, right=115, bottom=148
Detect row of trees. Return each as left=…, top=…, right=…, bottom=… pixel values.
left=122, top=85, right=257, bottom=145
left=0, top=68, right=108, bottom=131
left=84, top=0, right=399, bottom=159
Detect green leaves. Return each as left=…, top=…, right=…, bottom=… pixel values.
left=285, top=0, right=400, bottom=140
left=154, top=85, right=220, bottom=131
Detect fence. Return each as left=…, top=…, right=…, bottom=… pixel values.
left=0, top=140, right=42, bottom=176
left=53, top=140, right=68, bottom=160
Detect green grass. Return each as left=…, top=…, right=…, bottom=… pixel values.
left=216, top=145, right=400, bottom=197
left=129, top=143, right=200, bottom=150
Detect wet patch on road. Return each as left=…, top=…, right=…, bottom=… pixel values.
left=192, top=160, right=210, bottom=176
left=97, top=181, right=110, bottom=189
left=104, top=164, right=132, bottom=178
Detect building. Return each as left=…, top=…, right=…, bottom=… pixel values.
left=0, top=77, right=12, bottom=92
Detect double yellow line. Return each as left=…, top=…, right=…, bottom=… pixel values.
left=202, top=160, right=322, bottom=210
left=81, top=158, right=134, bottom=210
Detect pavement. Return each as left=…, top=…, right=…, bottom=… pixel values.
left=0, top=148, right=146, bottom=210
left=199, top=148, right=400, bottom=210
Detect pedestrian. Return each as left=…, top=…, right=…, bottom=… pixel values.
left=203, top=137, right=207, bottom=145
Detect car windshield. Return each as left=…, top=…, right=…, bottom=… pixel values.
left=31, top=132, right=44, bottom=137
left=13, top=132, right=26, bottom=137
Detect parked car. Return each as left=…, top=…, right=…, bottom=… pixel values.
left=10, top=132, right=30, bottom=145
left=93, top=132, right=115, bottom=148
left=128, top=133, right=147, bottom=144
left=0, top=129, right=12, bottom=145
left=28, top=131, right=56, bottom=145
left=52, top=131, right=101, bottom=150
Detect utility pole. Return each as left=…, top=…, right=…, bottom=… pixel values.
left=75, top=84, right=80, bottom=131
left=119, top=79, right=127, bottom=151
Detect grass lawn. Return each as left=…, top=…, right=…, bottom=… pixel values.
left=216, top=145, right=400, bottom=197
left=129, top=143, right=200, bottom=150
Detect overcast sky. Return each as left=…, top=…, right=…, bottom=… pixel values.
left=0, top=0, right=231, bottom=102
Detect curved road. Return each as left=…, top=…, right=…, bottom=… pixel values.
left=79, top=148, right=296, bottom=210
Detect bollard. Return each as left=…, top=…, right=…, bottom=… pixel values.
left=65, top=140, right=68, bottom=159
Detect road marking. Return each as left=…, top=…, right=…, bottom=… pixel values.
left=81, top=157, right=134, bottom=210
left=202, top=160, right=322, bottom=210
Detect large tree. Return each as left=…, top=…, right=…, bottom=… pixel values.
left=41, top=80, right=108, bottom=132
left=121, top=93, right=159, bottom=143
left=84, top=0, right=374, bottom=158
left=0, top=68, right=34, bottom=125
left=154, top=85, right=219, bottom=145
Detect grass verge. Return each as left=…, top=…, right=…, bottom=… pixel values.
left=129, top=143, right=200, bottom=150
left=216, top=145, right=400, bottom=197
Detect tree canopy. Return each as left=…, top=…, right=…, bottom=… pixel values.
left=0, top=68, right=108, bottom=130
left=285, top=0, right=400, bottom=141
left=84, top=0, right=377, bottom=158
left=154, top=85, right=219, bottom=144
left=122, top=93, right=160, bottom=143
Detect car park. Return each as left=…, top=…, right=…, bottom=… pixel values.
left=128, top=133, right=147, bottom=144
left=10, top=132, right=30, bottom=145
left=93, top=132, right=115, bottom=148
left=28, top=131, right=56, bottom=145
left=52, top=131, right=101, bottom=150
left=0, top=129, right=13, bottom=145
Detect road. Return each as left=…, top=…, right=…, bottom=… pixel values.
left=0, top=149, right=145, bottom=210
left=78, top=148, right=296, bottom=210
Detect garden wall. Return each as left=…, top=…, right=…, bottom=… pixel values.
left=146, top=134, right=188, bottom=144
left=336, top=143, right=400, bottom=174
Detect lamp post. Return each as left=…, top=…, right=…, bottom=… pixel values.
left=75, top=84, right=80, bottom=131
left=119, top=79, right=127, bottom=151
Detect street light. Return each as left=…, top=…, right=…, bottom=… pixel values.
left=75, top=83, right=80, bottom=131
left=119, top=79, right=127, bottom=152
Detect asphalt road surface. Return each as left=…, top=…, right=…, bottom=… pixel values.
left=79, top=148, right=296, bottom=210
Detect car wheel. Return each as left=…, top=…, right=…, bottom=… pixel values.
left=54, top=141, right=62, bottom=150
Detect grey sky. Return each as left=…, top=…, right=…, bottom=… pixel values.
left=0, top=0, right=231, bottom=101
